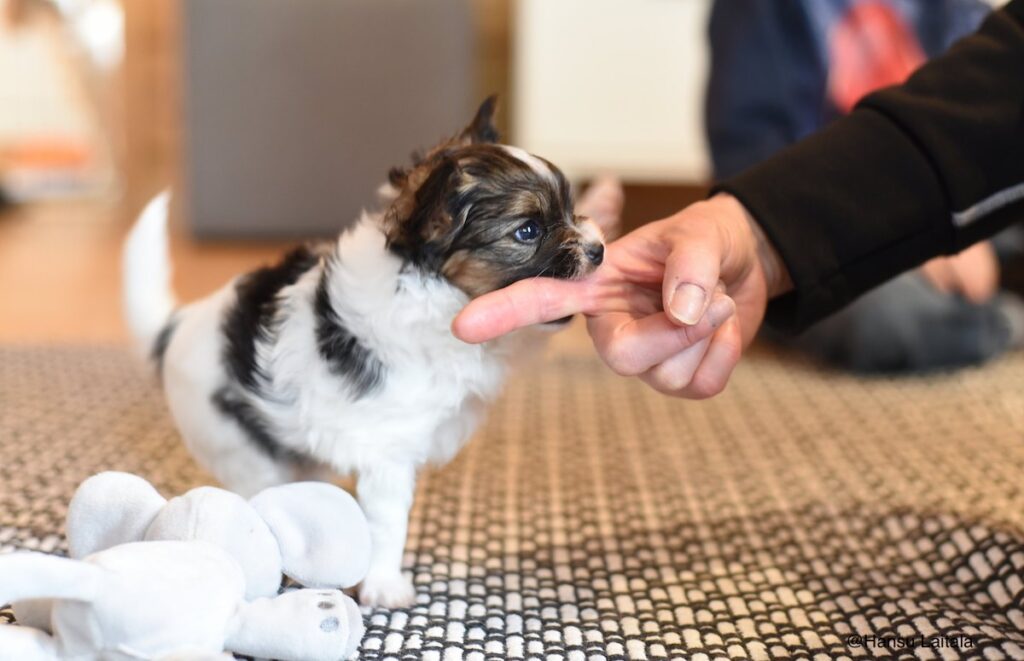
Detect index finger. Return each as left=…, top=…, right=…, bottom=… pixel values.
left=451, top=277, right=594, bottom=344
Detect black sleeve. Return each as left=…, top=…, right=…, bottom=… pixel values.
left=713, top=0, right=1024, bottom=332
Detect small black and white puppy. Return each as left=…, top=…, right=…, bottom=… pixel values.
left=122, top=98, right=604, bottom=607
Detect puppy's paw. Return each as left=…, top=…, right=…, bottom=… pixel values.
left=358, top=572, right=416, bottom=608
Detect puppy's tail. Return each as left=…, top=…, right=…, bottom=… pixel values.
left=122, top=191, right=176, bottom=359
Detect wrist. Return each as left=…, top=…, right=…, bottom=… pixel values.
left=711, top=193, right=793, bottom=298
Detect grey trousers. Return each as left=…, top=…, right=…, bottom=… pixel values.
left=782, top=272, right=1019, bottom=373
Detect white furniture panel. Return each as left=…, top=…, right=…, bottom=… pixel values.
left=513, top=0, right=712, bottom=183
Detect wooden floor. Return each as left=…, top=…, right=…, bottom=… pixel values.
left=0, top=183, right=706, bottom=344
left=0, top=198, right=598, bottom=351
left=0, top=198, right=290, bottom=343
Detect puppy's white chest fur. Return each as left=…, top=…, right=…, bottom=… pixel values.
left=256, top=218, right=516, bottom=473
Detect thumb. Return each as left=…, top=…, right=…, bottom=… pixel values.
left=661, top=228, right=723, bottom=326
left=452, top=277, right=593, bottom=344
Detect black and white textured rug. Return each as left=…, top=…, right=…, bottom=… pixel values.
left=2, top=342, right=1024, bottom=660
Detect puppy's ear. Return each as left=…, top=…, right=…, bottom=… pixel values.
left=459, top=95, right=500, bottom=145
left=384, top=156, right=462, bottom=267
left=388, top=97, right=498, bottom=187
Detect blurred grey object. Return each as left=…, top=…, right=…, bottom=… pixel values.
left=181, top=0, right=472, bottom=238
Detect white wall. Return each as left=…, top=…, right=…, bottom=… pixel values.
left=513, top=0, right=712, bottom=183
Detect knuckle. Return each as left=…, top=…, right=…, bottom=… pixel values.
left=659, top=370, right=691, bottom=394
left=725, top=342, right=742, bottom=366
left=602, top=341, right=642, bottom=376
left=650, top=376, right=691, bottom=398
left=688, top=372, right=727, bottom=399
left=719, top=339, right=742, bottom=368
left=578, top=280, right=600, bottom=313
left=678, top=323, right=708, bottom=348
left=649, top=360, right=692, bottom=393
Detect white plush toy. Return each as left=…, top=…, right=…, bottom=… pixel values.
left=0, top=472, right=373, bottom=660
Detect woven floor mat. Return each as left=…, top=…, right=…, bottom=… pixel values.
left=2, top=343, right=1024, bottom=660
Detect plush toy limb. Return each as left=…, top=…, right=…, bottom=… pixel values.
left=249, top=482, right=371, bottom=589
left=0, top=624, right=60, bottom=661
left=356, top=464, right=417, bottom=608
left=0, top=553, right=102, bottom=606
left=66, top=472, right=167, bottom=559
left=225, top=589, right=363, bottom=661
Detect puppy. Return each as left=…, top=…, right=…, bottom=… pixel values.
left=122, top=98, right=605, bottom=607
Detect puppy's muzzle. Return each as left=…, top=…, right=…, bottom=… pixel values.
left=543, top=231, right=604, bottom=327
left=575, top=217, right=605, bottom=274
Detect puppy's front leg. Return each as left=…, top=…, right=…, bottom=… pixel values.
left=357, top=463, right=417, bottom=608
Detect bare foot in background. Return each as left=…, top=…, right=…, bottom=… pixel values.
left=576, top=175, right=624, bottom=240
left=920, top=240, right=1000, bottom=304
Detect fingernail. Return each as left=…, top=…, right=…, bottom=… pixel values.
left=669, top=283, right=706, bottom=325
left=706, top=296, right=736, bottom=328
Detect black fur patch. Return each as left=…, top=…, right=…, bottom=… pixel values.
left=314, top=263, right=386, bottom=398
left=221, top=246, right=320, bottom=392
left=151, top=316, right=178, bottom=376
left=211, top=386, right=306, bottom=462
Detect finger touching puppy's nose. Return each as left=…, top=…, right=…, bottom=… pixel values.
left=452, top=278, right=592, bottom=343
left=585, top=243, right=605, bottom=266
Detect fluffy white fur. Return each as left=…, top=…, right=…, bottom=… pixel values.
left=123, top=197, right=552, bottom=607
left=122, top=192, right=175, bottom=354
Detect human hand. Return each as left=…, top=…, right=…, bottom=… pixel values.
left=918, top=241, right=999, bottom=304
left=575, top=175, right=625, bottom=240
left=453, top=193, right=792, bottom=398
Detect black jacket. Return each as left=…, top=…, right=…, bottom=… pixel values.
left=716, top=0, right=1024, bottom=332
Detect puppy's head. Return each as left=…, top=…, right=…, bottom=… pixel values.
left=384, top=96, right=605, bottom=298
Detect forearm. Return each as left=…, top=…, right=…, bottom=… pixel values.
left=714, top=0, right=1024, bottom=331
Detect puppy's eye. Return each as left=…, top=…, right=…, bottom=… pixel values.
left=513, top=220, right=542, bottom=243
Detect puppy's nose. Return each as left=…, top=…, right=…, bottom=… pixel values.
left=585, top=243, right=604, bottom=266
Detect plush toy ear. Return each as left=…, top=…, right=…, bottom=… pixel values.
left=144, top=487, right=284, bottom=600
left=66, top=472, right=167, bottom=559
left=248, top=482, right=371, bottom=589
